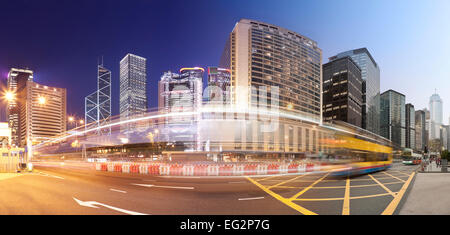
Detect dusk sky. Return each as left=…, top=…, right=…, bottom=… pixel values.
left=1, top=0, right=449, bottom=122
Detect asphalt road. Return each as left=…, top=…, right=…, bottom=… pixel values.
left=0, top=162, right=419, bottom=215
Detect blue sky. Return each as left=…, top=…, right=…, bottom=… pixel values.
left=1, top=0, right=449, bottom=122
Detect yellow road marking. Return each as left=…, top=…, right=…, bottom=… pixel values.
left=382, top=172, right=416, bottom=215
left=342, top=177, right=350, bottom=215
left=351, top=193, right=392, bottom=200
left=275, top=181, right=404, bottom=189
left=255, top=175, right=281, bottom=182
left=368, top=174, right=396, bottom=197
left=267, top=173, right=310, bottom=189
left=260, top=176, right=401, bottom=183
left=289, top=173, right=330, bottom=200
left=246, top=176, right=317, bottom=215
left=382, top=171, right=406, bottom=182
left=292, top=192, right=394, bottom=201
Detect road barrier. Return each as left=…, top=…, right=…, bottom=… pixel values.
left=94, top=161, right=327, bottom=177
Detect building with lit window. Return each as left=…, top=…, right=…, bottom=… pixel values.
left=18, top=81, right=66, bottom=147
left=405, top=103, right=415, bottom=150
left=7, top=68, right=33, bottom=147
left=120, top=54, right=147, bottom=132
left=206, top=67, right=230, bottom=103
left=380, top=90, right=405, bottom=148
left=330, top=48, right=380, bottom=135
left=85, top=64, right=111, bottom=135
left=158, top=68, right=203, bottom=150
left=219, top=19, right=322, bottom=122
left=322, top=56, right=363, bottom=127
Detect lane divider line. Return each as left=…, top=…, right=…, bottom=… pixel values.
left=132, top=183, right=194, bottom=190
left=110, top=189, right=127, bottom=193
left=238, top=196, right=265, bottom=201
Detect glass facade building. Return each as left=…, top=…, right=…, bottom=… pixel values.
left=206, top=67, right=231, bottom=103
left=158, top=68, right=203, bottom=150
left=7, top=68, right=33, bottom=147
left=429, top=93, right=443, bottom=140
left=330, top=48, right=380, bottom=135
left=84, top=64, right=111, bottom=135
left=405, top=103, right=415, bottom=150
left=220, top=19, right=322, bottom=122
left=415, top=110, right=426, bottom=152
left=380, top=90, right=405, bottom=148
left=322, top=56, right=363, bottom=127
left=119, top=54, right=148, bottom=133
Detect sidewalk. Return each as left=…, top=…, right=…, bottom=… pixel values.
left=0, top=173, right=21, bottom=181
left=399, top=171, right=450, bottom=214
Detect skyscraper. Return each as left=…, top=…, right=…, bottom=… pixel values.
left=119, top=54, right=147, bottom=133
left=85, top=64, right=111, bottom=135
left=405, top=103, right=415, bottom=150
left=18, top=81, right=66, bottom=147
left=380, top=90, right=405, bottom=148
left=429, top=92, right=443, bottom=140
left=322, top=56, right=363, bottom=127
left=415, top=110, right=426, bottom=152
left=220, top=19, right=322, bottom=122
left=7, top=68, right=33, bottom=147
left=158, top=68, right=203, bottom=150
left=330, top=48, right=380, bottom=135
left=206, top=67, right=231, bottom=104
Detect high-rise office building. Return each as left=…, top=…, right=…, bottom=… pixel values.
left=220, top=19, right=322, bottom=122
left=119, top=54, right=147, bottom=132
left=405, top=103, right=415, bottom=150
left=429, top=92, right=443, bottom=140
left=206, top=67, right=231, bottom=103
left=380, top=90, right=405, bottom=148
left=441, top=125, right=450, bottom=150
left=85, top=64, right=111, bottom=135
left=322, top=56, right=363, bottom=127
left=330, top=48, right=380, bottom=135
left=7, top=68, right=33, bottom=147
left=17, top=81, right=66, bottom=147
left=158, top=68, right=203, bottom=149
left=415, top=110, right=426, bottom=152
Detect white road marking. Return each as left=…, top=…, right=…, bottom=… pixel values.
left=238, top=196, right=265, bottom=201
left=132, top=183, right=194, bottom=190
left=73, top=197, right=148, bottom=215
left=38, top=172, right=64, bottom=180
left=110, top=188, right=127, bottom=193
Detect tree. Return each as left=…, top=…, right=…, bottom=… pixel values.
left=441, top=150, right=450, bottom=160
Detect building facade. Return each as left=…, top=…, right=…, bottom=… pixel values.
left=85, top=64, right=111, bottom=135
left=206, top=67, right=231, bottom=103
left=405, top=103, right=415, bottom=150
left=158, top=68, right=203, bottom=150
left=322, top=56, right=363, bottom=127
left=380, top=90, right=405, bottom=148
left=18, top=81, right=66, bottom=146
left=7, top=68, right=34, bottom=147
left=220, top=19, right=322, bottom=122
left=429, top=92, right=443, bottom=140
left=415, top=110, right=426, bottom=152
left=119, top=54, right=148, bottom=132
left=330, top=48, right=380, bottom=135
